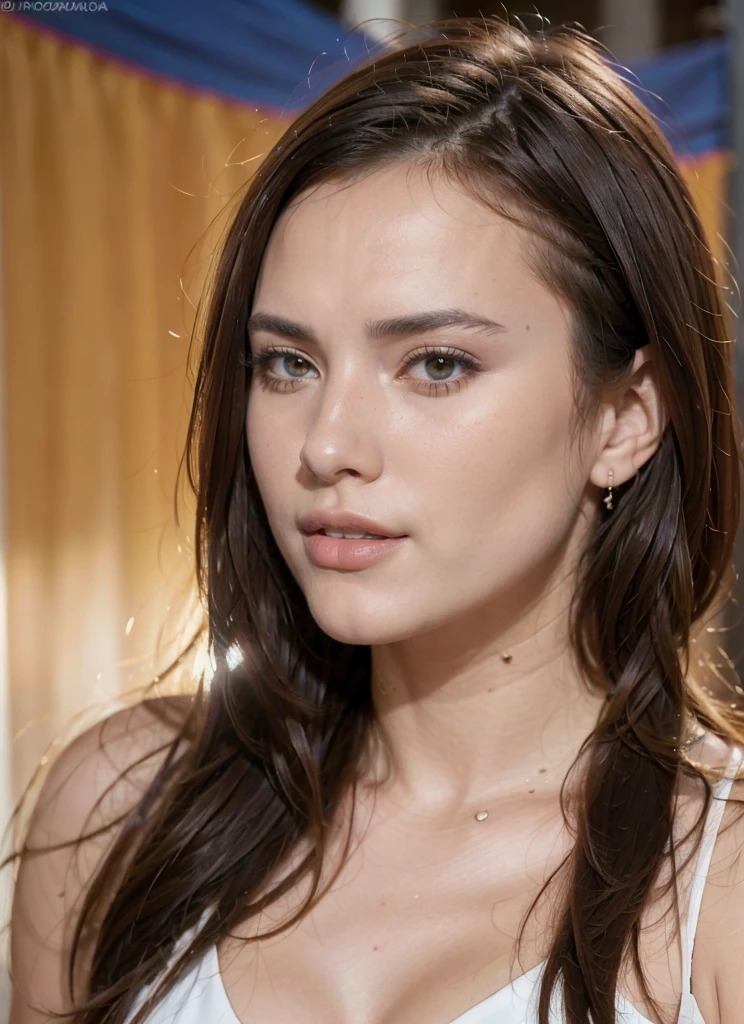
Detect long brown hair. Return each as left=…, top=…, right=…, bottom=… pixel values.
left=7, top=15, right=744, bottom=1024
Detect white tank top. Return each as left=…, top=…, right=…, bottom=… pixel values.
left=126, top=744, right=743, bottom=1024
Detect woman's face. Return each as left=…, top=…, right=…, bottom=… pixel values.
left=247, top=163, right=599, bottom=646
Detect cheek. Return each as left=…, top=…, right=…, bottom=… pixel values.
left=415, top=385, right=581, bottom=582
left=246, top=402, right=298, bottom=534
left=247, top=392, right=298, bottom=467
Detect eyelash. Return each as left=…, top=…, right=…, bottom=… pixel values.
left=247, top=345, right=482, bottom=397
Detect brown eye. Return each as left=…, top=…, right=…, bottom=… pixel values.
left=423, top=355, right=458, bottom=380
left=282, top=355, right=313, bottom=378
left=400, top=346, right=481, bottom=394
left=248, top=347, right=320, bottom=392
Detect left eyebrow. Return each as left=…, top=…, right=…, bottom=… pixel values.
left=365, top=308, right=508, bottom=341
left=245, top=307, right=508, bottom=345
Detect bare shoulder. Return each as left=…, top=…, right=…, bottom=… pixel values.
left=8, top=694, right=194, bottom=1023
left=29, top=695, right=192, bottom=835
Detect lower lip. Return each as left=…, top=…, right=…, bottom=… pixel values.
left=302, top=532, right=407, bottom=570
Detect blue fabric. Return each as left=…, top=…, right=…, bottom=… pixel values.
left=14, top=1, right=729, bottom=154
left=625, top=36, right=728, bottom=157
left=13, top=0, right=373, bottom=113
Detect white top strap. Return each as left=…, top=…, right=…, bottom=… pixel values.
left=680, top=743, right=743, bottom=995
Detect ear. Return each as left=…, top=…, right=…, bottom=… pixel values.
left=589, top=347, right=668, bottom=491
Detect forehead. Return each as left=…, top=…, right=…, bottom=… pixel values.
left=254, top=163, right=546, bottom=318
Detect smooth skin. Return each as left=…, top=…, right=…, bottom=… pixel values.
left=247, top=161, right=646, bottom=802
left=9, top=163, right=744, bottom=1024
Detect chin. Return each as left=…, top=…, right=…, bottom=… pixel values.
left=306, top=601, right=417, bottom=647
left=314, top=618, right=415, bottom=648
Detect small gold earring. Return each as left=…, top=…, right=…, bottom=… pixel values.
left=501, top=652, right=512, bottom=663
left=603, top=468, right=615, bottom=511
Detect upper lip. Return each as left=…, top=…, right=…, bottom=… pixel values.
left=298, top=509, right=406, bottom=538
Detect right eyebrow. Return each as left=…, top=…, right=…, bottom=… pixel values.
left=246, top=313, right=318, bottom=344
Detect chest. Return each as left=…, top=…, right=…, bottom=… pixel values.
left=217, top=791, right=572, bottom=1024
left=210, top=779, right=715, bottom=1024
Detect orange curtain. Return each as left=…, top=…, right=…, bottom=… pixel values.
left=0, top=17, right=285, bottom=798
left=679, top=150, right=732, bottom=275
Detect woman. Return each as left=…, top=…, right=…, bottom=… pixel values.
left=7, top=14, right=744, bottom=1024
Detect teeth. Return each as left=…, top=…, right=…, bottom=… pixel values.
left=322, top=529, right=385, bottom=539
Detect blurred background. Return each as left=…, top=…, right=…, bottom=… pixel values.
left=0, top=0, right=739, bottom=1017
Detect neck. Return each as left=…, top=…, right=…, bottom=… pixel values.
left=365, top=572, right=606, bottom=819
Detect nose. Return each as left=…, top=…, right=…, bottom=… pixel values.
left=299, top=366, right=384, bottom=484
